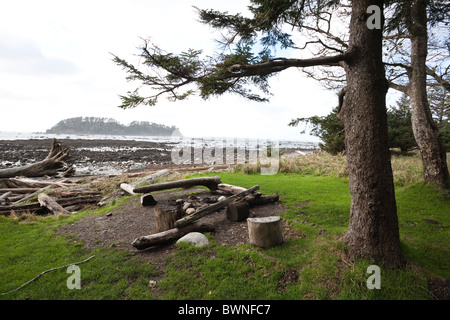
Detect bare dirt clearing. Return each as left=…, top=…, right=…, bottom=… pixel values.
left=57, top=187, right=302, bottom=270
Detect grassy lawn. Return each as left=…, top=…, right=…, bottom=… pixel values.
left=0, top=155, right=449, bottom=300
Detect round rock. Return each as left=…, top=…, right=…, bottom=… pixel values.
left=176, top=232, right=209, bottom=247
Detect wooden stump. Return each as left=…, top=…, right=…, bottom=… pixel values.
left=247, top=216, right=283, bottom=248
left=154, top=201, right=182, bottom=232
left=226, top=199, right=249, bottom=222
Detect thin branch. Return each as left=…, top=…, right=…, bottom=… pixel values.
left=0, top=255, right=95, bottom=296
left=388, top=80, right=409, bottom=93
left=426, top=65, right=450, bottom=92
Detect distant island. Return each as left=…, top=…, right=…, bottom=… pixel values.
left=46, top=117, right=180, bottom=136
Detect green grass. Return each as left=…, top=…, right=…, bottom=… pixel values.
left=0, top=197, right=159, bottom=300
left=0, top=162, right=449, bottom=300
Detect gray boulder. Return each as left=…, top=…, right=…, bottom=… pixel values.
left=176, top=232, right=209, bottom=247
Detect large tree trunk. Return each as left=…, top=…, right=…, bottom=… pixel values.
left=339, top=0, right=404, bottom=267
left=408, top=0, right=450, bottom=189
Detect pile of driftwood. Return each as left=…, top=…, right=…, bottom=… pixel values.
left=120, top=174, right=280, bottom=250
left=0, top=139, right=101, bottom=216
left=0, top=178, right=102, bottom=216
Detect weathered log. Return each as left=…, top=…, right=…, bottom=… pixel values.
left=120, top=183, right=135, bottom=195
left=0, top=139, right=71, bottom=179
left=38, top=193, right=71, bottom=215
left=218, top=183, right=247, bottom=194
left=12, top=186, right=52, bottom=205
left=57, top=195, right=102, bottom=207
left=154, top=202, right=182, bottom=232
left=0, top=188, right=40, bottom=194
left=174, top=185, right=260, bottom=228
left=226, top=199, right=250, bottom=222
left=0, top=191, right=12, bottom=202
left=218, top=183, right=262, bottom=199
left=54, top=190, right=102, bottom=198
left=247, top=193, right=279, bottom=207
left=135, top=169, right=171, bottom=186
left=247, top=216, right=283, bottom=248
left=133, top=176, right=222, bottom=194
left=0, top=203, right=44, bottom=216
left=0, top=195, right=100, bottom=216
left=0, top=178, right=70, bottom=189
left=132, top=222, right=215, bottom=250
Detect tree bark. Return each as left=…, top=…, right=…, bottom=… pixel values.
left=0, top=139, right=71, bottom=179
left=338, top=0, right=404, bottom=267
left=407, top=0, right=450, bottom=189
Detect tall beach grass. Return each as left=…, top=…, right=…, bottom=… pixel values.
left=234, top=150, right=449, bottom=187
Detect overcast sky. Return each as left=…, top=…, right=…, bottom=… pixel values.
left=0, top=0, right=358, bottom=141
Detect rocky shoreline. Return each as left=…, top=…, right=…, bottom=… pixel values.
left=0, top=138, right=314, bottom=176
left=0, top=138, right=176, bottom=175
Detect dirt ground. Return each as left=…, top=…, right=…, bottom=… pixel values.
left=57, top=187, right=299, bottom=271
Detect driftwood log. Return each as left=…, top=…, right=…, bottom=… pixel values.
left=133, top=176, right=222, bottom=193
left=0, top=191, right=12, bottom=203
left=135, top=169, right=171, bottom=186
left=0, top=178, right=71, bottom=189
left=0, top=139, right=72, bottom=179
left=0, top=188, right=41, bottom=194
left=0, top=194, right=101, bottom=216
left=132, top=222, right=215, bottom=250
left=174, top=185, right=260, bottom=228
left=247, top=193, right=279, bottom=206
left=12, top=186, right=52, bottom=205
left=38, top=193, right=71, bottom=215
left=120, top=183, right=135, bottom=195
left=217, top=183, right=248, bottom=194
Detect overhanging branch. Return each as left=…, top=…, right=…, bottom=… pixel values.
left=226, top=53, right=346, bottom=77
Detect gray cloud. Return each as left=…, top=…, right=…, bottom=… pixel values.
left=0, top=35, right=79, bottom=76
